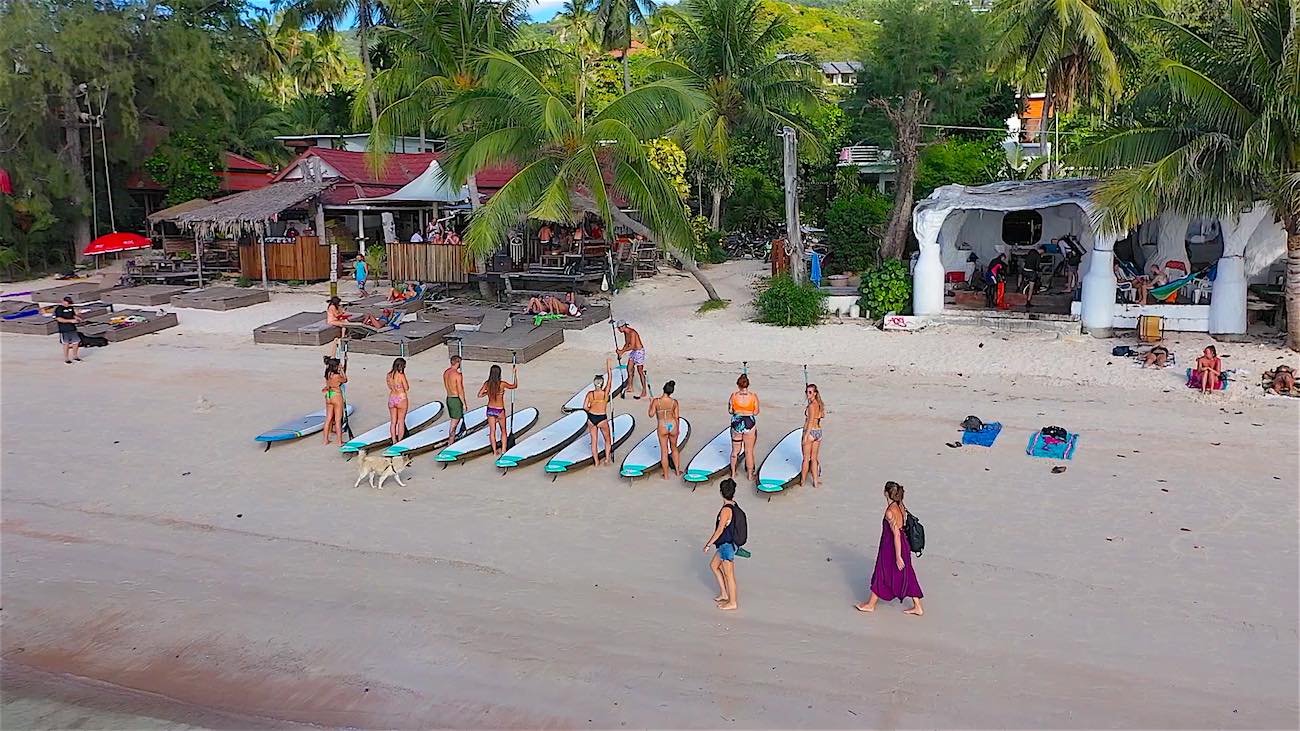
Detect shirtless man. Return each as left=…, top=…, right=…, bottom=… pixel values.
left=615, top=321, right=648, bottom=399
left=443, top=354, right=467, bottom=447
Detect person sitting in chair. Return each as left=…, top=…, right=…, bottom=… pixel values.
left=388, top=281, right=419, bottom=302
left=1134, top=263, right=1168, bottom=305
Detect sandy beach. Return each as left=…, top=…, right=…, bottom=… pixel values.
left=2, top=261, right=1297, bottom=728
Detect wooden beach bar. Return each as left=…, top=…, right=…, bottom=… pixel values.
left=239, top=235, right=331, bottom=282
left=386, top=241, right=470, bottom=284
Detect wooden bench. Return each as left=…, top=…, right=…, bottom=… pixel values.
left=78, top=309, right=179, bottom=342
left=170, top=286, right=270, bottom=311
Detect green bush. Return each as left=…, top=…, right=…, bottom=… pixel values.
left=287, top=279, right=304, bottom=286
left=723, top=166, right=783, bottom=232
left=858, top=259, right=912, bottom=318
left=754, top=274, right=826, bottom=327
left=823, top=191, right=891, bottom=274
left=235, top=276, right=252, bottom=288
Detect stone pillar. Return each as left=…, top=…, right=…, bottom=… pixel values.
left=1080, top=233, right=1118, bottom=336
left=912, top=208, right=948, bottom=316
left=1153, top=212, right=1190, bottom=270
left=1211, top=206, right=1270, bottom=338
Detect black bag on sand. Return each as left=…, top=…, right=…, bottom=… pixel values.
left=960, top=415, right=984, bottom=432
left=1041, top=425, right=1067, bottom=440
left=903, top=511, right=925, bottom=556
left=78, top=332, right=109, bottom=348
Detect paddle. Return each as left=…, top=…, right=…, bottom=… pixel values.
left=610, top=319, right=627, bottom=399
left=506, top=350, right=518, bottom=450
left=338, top=340, right=354, bottom=441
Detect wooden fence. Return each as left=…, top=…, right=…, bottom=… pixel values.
left=239, top=235, right=332, bottom=282
left=386, top=242, right=469, bottom=284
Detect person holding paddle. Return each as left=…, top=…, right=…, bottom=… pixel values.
left=322, top=356, right=348, bottom=445
left=728, top=373, right=760, bottom=483
left=648, top=380, right=683, bottom=479
left=583, top=359, right=615, bottom=466
left=614, top=321, right=648, bottom=399
left=478, top=363, right=517, bottom=457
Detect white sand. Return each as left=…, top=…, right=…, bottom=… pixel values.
left=2, top=261, right=1297, bottom=728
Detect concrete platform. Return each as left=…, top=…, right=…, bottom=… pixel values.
left=171, top=286, right=270, bottom=311
left=1, top=303, right=112, bottom=335
left=253, top=311, right=341, bottom=346
left=78, top=309, right=179, bottom=342
left=349, top=321, right=456, bottom=357
left=104, top=285, right=189, bottom=306
left=447, top=326, right=564, bottom=363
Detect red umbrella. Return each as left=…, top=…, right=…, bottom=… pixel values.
left=83, top=232, right=151, bottom=256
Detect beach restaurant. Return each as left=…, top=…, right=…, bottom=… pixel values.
left=910, top=178, right=1288, bottom=337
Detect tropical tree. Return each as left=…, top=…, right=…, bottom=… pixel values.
left=555, top=0, right=597, bottom=46
left=989, top=0, right=1153, bottom=177
left=593, top=0, right=657, bottom=93
left=654, top=0, right=823, bottom=229
left=277, top=0, right=389, bottom=125
left=438, top=52, right=722, bottom=300
left=1080, top=0, right=1299, bottom=350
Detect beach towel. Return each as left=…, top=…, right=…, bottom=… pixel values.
left=1186, top=368, right=1228, bottom=391
left=1027, top=430, right=1080, bottom=460
left=961, top=422, right=1002, bottom=447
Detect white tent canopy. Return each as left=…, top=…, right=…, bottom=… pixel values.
left=351, top=160, right=469, bottom=203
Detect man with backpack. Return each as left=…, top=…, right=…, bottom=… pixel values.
left=703, top=478, right=746, bottom=611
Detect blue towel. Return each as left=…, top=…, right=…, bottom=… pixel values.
left=1027, top=431, right=1079, bottom=460
left=810, top=251, right=823, bottom=287
left=962, top=422, right=1002, bottom=447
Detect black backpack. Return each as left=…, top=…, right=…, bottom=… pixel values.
left=729, top=503, right=748, bottom=547
left=902, top=511, right=925, bottom=556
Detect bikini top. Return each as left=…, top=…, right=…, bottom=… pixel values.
left=730, top=391, right=757, bottom=415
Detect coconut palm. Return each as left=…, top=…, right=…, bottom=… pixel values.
left=555, top=0, right=597, bottom=47
left=990, top=0, right=1153, bottom=176
left=593, top=0, right=657, bottom=93
left=1080, top=0, right=1299, bottom=350
left=652, top=0, right=822, bottom=229
left=439, top=51, right=722, bottom=300
left=277, top=0, right=389, bottom=125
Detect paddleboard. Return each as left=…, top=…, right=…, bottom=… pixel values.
left=339, top=400, right=443, bottom=454
left=620, top=418, right=692, bottom=478
left=563, top=365, right=629, bottom=411
left=495, top=411, right=589, bottom=469
left=384, top=406, right=489, bottom=457
left=545, top=414, right=635, bottom=475
left=435, top=407, right=539, bottom=464
left=757, top=428, right=805, bottom=493
left=256, top=404, right=354, bottom=447
left=683, top=427, right=741, bottom=484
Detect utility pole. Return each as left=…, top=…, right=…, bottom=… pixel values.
left=781, top=126, right=806, bottom=285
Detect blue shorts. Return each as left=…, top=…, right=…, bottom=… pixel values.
left=716, top=542, right=736, bottom=562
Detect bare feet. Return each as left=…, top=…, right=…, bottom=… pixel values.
left=714, top=595, right=729, bottom=603
left=855, top=602, right=875, bottom=612
left=717, top=602, right=737, bottom=611
left=903, top=606, right=924, bottom=616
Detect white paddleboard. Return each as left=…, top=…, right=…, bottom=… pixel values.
left=340, top=400, right=443, bottom=454
left=620, top=418, right=692, bottom=477
left=384, top=406, right=488, bottom=457
left=563, top=365, right=629, bottom=411
left=683, top=426, right=741, bottom=484
left=758, top=428, right=805, bottom=493
left=495, top=411, right=589, bottom=469
left=436, top=407, right=539, bottom=463
left=545, top=414, right=635, bottom=474
left=256, top=404, right=354, bottom=446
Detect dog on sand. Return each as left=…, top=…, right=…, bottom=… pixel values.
left=353, top=450, right=411, bottom=489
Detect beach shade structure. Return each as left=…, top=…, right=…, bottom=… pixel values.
left=385, top=406, right=490, bottom=457
left=83, top=232, right=151, bottom=257
left=435, top=407, right=539, bottom=465
left=255, top=404, right=354, bottom=451
left=563, top=365, right=629, bottom=411
left=544, top=414, right=635, bottom=479
left=683, top=427, right=742, bottom=487
left=756, top=428, right=805, bottom=496
left=339, top=400, right=443, bottom=455
left=620, top=418, right=692, bottom=479
left=494, top=411, right=589, bottom=471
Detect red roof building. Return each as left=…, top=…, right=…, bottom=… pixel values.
left=276, top=147, right=515, bottom=206
left=127, top=151, right=275, bottom=195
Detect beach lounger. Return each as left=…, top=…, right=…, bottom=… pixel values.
left=253, top=312, right=340, bottom=346
left=103, top=284, right=189, bottom=306
left=494, top=411, right=589, bottom=471
left=77, top=309, right=179, bottom=342
left=0, top=302, right=112, bottom=335
left=348, top=321, right=452, bottom=357
left=454, top=327, right=564, bottom=363
left=170, top=286, right=270, bottom=310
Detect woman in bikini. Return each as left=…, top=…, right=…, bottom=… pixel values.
left=322, top=356, right=348, bottom=445
left=728, top=374, right=760, bottom=483
left=583, top=359, right=615, bottom=465
left=648, top=380, right=683, bottom=479
left=799, top=383, right=824, bottom=488
left=386, top=357, right=410, bottom=444
left=1193, top=345, right=1222, bottom=394
left=478, top=363, right=518, bottom=456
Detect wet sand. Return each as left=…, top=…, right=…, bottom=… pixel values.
left=1, top=263, right=1297, bottom=728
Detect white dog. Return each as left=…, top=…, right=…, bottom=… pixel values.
left=353, top=449, right=411, bottom=489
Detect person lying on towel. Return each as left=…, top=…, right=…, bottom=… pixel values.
left=1141, top=345, right=1170, bottom=369
left=1266, top=365, right=1296, bottom=395
left=527, top=291, right=581, bottom=316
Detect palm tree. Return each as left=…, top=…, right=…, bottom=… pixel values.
left=1080, top=0, right=1299, bottom=350
left=439, top=51, right=722, bottom=300
left=277, top=0, right=388, bottom=125
left=555, top=0, right=596, bottom=47
left=652, top=0, right=822, bottom=229
left=990, top=0, right=1152, bottom=177
left=593, top=0, right=656, bottom=93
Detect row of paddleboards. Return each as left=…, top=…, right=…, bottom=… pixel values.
left=254, top=369, right=808, bottom=492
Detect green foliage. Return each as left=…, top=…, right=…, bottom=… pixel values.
left=144, top=132, right=221, bottom=206
left=914, top=138, right=1003, bottom=199
left=689, top=215, right=728, bottom=263
left=364, top=247, right=388, bottom=280
left=764, top=1, right=873, bottom=62
left=235, top=276, right=254, bottom=288
left=645, top=138, right=690, bottom=200
left=696, top=298, right=730, bottom=312
left=287, top=279, right=305, bottom=286
left=754, top=274, right=825, bottom=326
left=857, top=258, right=912, bottom=317
left=723, top=167, right=784, bottom=232
left=822, top=190, right=890, bottom=273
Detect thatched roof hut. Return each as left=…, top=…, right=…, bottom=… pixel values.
left=171, top=179, right=333, bottom=238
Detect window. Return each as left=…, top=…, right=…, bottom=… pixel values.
left=1002, top=210, right=1042, bottom=247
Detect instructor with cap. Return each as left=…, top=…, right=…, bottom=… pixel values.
left=615, top=321, right=648, bottom=399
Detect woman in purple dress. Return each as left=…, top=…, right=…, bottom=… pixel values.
left=856, top=481, right=924, bottom=616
